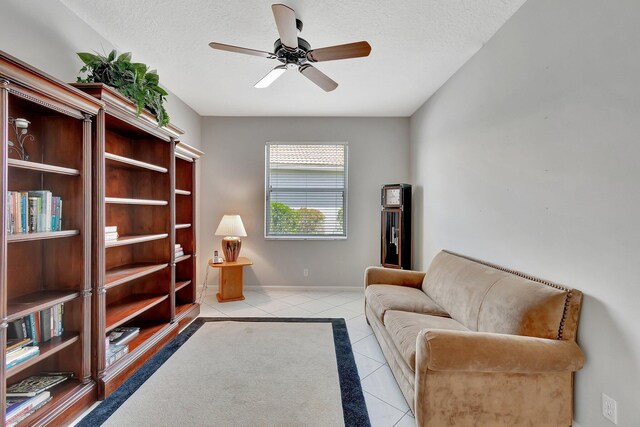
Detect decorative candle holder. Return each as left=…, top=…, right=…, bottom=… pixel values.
left=8, top=117, right=34, bottom=160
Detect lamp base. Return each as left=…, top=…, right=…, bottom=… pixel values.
left=222, top=237, right=242, bottom=262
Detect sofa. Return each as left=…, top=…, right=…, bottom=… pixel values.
left=364, top=250, right=584, bottom=426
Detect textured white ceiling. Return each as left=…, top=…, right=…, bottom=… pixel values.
left=60, top=0, right=526, bottom=116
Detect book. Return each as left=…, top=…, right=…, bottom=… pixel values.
left=105, top=231, right=119, bottom=242
left=105, top=225, right=118, bottom=233
left=7, top=318, right=27, bottom=341
left=40, top=308, right=52, bottom=342
left=105, top=344, right=128, bottom=367
left=5, top=392, right=52, bottom=425
left=6, top=374, right=72, bottom=397
left=6, top=338, right=32, bottom=354
left=107, top=326, right=140, bottom=346
left=24, top=313, right=38, bottom=345
left=6, top=346, right=40, bottom=369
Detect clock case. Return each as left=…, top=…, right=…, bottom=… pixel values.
left=381, top=184, right=412, bottom=270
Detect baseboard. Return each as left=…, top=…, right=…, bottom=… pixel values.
left=245, top=285, right=362, bottom=292
left=198, top=284, right=361, bottom=292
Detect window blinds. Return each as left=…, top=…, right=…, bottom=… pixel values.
left=265, top=144, right=347, bottom=238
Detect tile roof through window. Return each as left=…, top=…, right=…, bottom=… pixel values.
left=269, top=144, right=344, bottom=167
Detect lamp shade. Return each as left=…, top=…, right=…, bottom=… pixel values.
left=215, top=214, right=247, bottom=237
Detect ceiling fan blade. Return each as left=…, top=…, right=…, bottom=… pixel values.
left=307, top=41, right=372, bottom=62
left=298, top=65, right=338, bottom=92
left=272, top=4, right=298, bottom=49
left=255, top=65, right=288, bottom=88
left=209, top=42, right=275, bottom=59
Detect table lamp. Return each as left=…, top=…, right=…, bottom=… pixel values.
left=215, top=214, right=247, bottom=262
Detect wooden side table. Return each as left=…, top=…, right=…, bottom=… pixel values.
left=207, top=257, right=253, bottom=302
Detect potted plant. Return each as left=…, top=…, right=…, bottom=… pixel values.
left=76, top=50, right=170, bottom=126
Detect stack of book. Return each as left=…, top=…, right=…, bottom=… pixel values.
left=105, top=225, right=119, bottom=243
left=5, top=373, right=73, bottom=426
left=6, top=190, right=62, bottom=234
left=104, top=326, right=139, bottom=367
left=107, top=326, right=140, bottom=346
left=105, top=344, right=129, bottom=367
left=6, top=340, right=39, bottom=369
left=175, top=243, right=184, bottom=258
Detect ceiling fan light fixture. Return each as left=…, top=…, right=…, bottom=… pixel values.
left=254, top=65, right=287, bottom=88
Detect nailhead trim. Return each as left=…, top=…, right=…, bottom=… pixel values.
left=443, top=250, right=572, bottom=340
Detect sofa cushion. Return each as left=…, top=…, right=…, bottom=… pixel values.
left=365, top=285, right=449, bottom=324
left=423, top=251, right=509, bottom=331
left=477, top=275, right=570, bottom=339
left=384, top=310, right=468, bottom=371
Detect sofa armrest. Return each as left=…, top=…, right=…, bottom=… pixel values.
left=364, top=266, right=426, bottom=289
left=416, top=329, right=585, bottom=373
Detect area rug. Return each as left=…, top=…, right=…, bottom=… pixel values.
left=78, top=318, right=370, bottom=427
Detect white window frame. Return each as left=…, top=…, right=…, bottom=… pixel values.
left=264, top=142, right=348, bottom=240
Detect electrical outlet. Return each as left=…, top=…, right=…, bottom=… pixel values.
left=303, top=268, right=309, bottom=277
left=602, top=393, right=618, bottom=424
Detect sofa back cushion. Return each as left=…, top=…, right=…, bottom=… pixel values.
left=423, top=251, right=580, bottom=340
left=477, top=274, right=568, bottom=339
left=423, top=251, right=508, bottom=331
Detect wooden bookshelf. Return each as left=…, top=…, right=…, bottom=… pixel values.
left=1, top=50, right=101, bottom=425
left=173, top=142, right=202, bottom=329
left=72, top=82, right=187, bottom=399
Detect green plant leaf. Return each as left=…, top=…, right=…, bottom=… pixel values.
left=77, top=52, right=98, bottom=65
left=154, top=85, right=168, bottom=96
left=107, top=50, right=116, bottom=61
left=117, top=52, right=132, bottom=62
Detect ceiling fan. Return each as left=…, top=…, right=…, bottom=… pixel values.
left=209, top=4, right=371, bottom=92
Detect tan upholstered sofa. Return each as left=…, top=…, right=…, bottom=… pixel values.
left=364, top=250, right=584, bottom=426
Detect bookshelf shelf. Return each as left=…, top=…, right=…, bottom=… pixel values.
left=175, top=254, right=192, bottom=264
left=7, top=158, right=80, bottom=176
left=105, top=294, right=169, bottom=332
left=7, top=290, right=80, bottom=322
left=105, top=233, right=169, bottom=248
left=105, top=152, right=168, bottom=173
left=19, top=380, right=93, bottom=427
left=118, top=321, right=167, bottom=356
left=175, top=189, right=191, bottom=196
left=175, top=302, right=196, bottom=317
left=6, top=332, right=80, bottom=378
left=105, top=197, right=168, bottom=206
left=105, top=263, right=169, bottom=290
left=175, top=280, right=192, bottom=292
left=175, top=223, right=191, bottom=229
left=7, top=230, right=80, bottom=243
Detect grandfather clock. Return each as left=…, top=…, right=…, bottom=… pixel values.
left=381, top=184, right=412, bottom=269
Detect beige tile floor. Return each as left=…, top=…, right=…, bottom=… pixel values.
left=200, top=286, right=416, bottom=427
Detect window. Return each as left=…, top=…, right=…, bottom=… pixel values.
left=265, top=143, right=347, bottom=239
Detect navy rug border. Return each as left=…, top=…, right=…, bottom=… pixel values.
left=77, top=317, right=371, bottom=427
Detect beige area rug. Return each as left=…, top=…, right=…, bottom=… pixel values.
left=101, top=320, right=347, bottom=427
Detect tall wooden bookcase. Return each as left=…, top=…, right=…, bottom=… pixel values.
left=174, top=142, right=202, bottom=329
left=0, top=52, right=101, bottom=425
left=71, top=83, right=201, bottom=398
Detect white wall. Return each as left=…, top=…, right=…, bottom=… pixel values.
left=200, top=117, right=410, bottom=288
left=0, top=0, right=201, bottom=150
left=410, top=0, right=640, bottom=425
